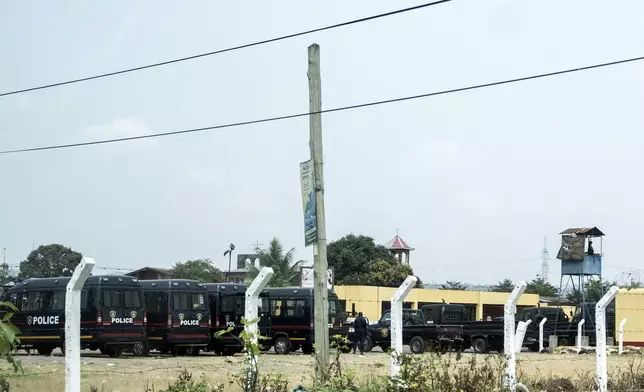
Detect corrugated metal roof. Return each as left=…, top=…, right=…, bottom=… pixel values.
left=559, top=227, right=605, bottom=237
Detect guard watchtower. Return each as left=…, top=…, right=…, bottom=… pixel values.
left=556, top=227, right=605, bottom=325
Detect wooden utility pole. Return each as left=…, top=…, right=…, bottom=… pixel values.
left=308, top=43, right=329, bottom=379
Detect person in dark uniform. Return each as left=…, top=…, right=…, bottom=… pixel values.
left=587, top=240, right=595, bottom=255
left=353, top=312, right=367, bottom=355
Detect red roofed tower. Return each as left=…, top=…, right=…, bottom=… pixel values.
left=385, top=230, right=415, bottom=264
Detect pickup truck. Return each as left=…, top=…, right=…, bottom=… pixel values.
left=360, top=309, right=464, bottom=354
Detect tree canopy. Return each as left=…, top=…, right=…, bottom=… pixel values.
left=526, top=276, right=558, bottom=297
left=489, top=278, right=515, bottom=293
left=19, top=244, right=82, bottom=278
left=440, top=281, right=468, bottom=291
left=327, top=234, right=422, bottom=287
left=170, top=259, right=224, bottom=283
left=247, top=237, right=303, bottom=287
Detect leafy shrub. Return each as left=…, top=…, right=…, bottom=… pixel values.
left=145, top=369, right=224, bottom=392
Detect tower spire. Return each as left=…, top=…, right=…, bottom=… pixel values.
left=541, top=235, right=550, bottom=282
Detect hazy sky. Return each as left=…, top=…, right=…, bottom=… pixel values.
left=1, top=0, right=644, bottom=285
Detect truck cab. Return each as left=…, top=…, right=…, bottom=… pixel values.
left=365, top=308, right=463, bottom=354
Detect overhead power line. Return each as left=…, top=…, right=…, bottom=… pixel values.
left=1, top=54, right=643, bottom=155
left=0, top=0, right=452, bottom=98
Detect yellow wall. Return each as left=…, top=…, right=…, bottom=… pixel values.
left=615, top=288, right=644, bottom=346
left=334, top=285, right=540, bottom=322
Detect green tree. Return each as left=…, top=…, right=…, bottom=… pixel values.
left=19, top=244, right=82, bottom=278
left=567, top=279, right=616, bottom=304
left=440, top=281, right=468, bottom=291
left=247, top=238, right=304, bottom=287
left=362, top=259, right=422, bottom=288
left=327, top=234, right=396, bottom=285
left=526, top=276, right=558, bottom=297
left=170, top=259, right=224, bottom=283
left=489, top=278, right=515, bottom=293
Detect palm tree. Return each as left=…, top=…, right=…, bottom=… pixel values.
left=246, top=237, right=304, bottom=287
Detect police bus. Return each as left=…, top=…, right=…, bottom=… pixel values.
left=4, top=275, right=146, bottom=357
left=204, top=283, right=245, bottom=355
left=140, top=279, right=210, bottom=356
left=258, top=287, right=347, bottom=355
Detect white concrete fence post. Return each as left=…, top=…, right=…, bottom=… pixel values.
left=538, top=317, right=548, bottom=353
left=244, top=267, right=274, bottom=392
left=503, top=280, right=527, bottom=392
left=576, top=319, right=586, bottom=353
left=65, top=257, right=95, bottom=392
left=618, top=318, right=628, bottom=355
left=245, top=267, right=274, bottom=346
left=596, top=286, right=620, bottom=392
left=390, top=275, right=418, bottom=378
left=514, top=319, right=532, bottom=354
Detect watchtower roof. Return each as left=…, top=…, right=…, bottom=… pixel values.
left=560, top=227, right=605, bottom=237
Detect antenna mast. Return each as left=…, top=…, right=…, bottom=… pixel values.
left=541, top=235, right=550, bottom=282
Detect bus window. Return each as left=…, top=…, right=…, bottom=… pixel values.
left=22, top=291, right=43, bottom=311
left=173, top=293, right=189, bottom=311
left=271, top=300, right=282, bottom=317
left=46, top=291, right=65, bottom=311
left=124, top=290, right=141, bottom=308
left=81, top=289, right=96, bottom=310
left=220, top=296, right=236, bottom=313
left=328, top=300, right=337, bottom=315
left=191, top=293, right=206, bottom=310
left=102, top=289, right=122, bottom=308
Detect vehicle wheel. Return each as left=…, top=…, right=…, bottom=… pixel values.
left=302, top=344, right=314, bottom=354
left=404, top=320, right=413, bottom=326
left=259, top=344, right=271, bottom=352
left=363, top=336, right=373, bottom=353
left=107, top=347, right=123, bottom=358
left=188, top=347, right=200, bottom=356
left=380, top=343, right=391, bottom=352
left=472, top=338, right=488, bottom=354
left=132, top=342, right=148, bottom=357
left=409, top=336, right=425, bottom=354
left=37, top=346, right=54, bottom=356
left=274, top=337, right=291, bottom=355
left=559, top=337, right=570, bottom=347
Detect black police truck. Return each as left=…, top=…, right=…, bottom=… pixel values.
left=3, top=275, right=146, bottom=357
left=140, top=279, right=210, bottom=355
left=258, top=287, right=347, bottom=354
left=205, top=283, right=246, bottom=355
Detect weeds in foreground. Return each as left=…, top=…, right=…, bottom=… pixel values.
left=143, top=369, right=224, bottom=392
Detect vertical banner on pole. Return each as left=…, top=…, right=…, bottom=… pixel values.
left=65, top=257, right=95, bottom=392
left=300, top=159, right=317, bottom=247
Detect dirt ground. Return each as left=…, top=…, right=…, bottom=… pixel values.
left=1, top=350, right=641, bottom=391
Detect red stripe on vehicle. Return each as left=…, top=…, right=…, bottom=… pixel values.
left=623, top=341, right=644, bottom=347
left=270, top=325, right=311, bottom=329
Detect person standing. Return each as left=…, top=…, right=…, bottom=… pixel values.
left=353, top=312, right=367, bottom=355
